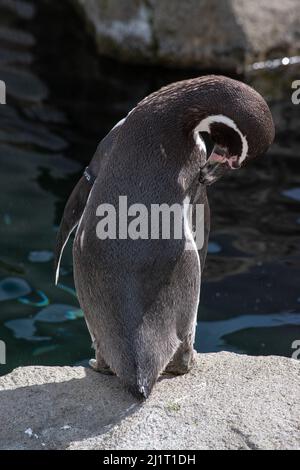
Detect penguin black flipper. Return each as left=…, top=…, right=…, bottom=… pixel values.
left=54, top=124, right=121, bottom=285
left=54, top=175, right=92, bottom=285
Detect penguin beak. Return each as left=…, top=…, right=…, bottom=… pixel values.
left=199, top=145, right=240, bottom=185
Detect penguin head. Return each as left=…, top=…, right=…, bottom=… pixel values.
left=193, top=78, right=275, bottom=185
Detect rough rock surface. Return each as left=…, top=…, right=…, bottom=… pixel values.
left=0, top=352, right=299, bottom=450
left=72, top=0, right=300, bottom=70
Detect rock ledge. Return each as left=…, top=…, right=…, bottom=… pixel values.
left=0, top=352, right=299, bottom=450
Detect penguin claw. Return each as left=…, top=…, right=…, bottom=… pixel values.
left=89, top=358, right=114, bottom=375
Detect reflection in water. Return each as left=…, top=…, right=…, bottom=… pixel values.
left=0, top=0, right=299, bottom=375
left=0, top=277, right=31, bottom=301
left=282, top=188, right=300, bottom=202
left=28, top=250, right=54, bottom=263
left=5, top=303, right=83, bottom=342
left=196, top=312, right=300, bottom=355
left=18, top=290, right=49, bottom=307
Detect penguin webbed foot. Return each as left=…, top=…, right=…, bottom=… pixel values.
left=89, top=358, right=114, bottom=375
left=163, top=346, right=196, bottom=376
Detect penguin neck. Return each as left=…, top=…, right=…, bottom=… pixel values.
left=136, top=77, right=243, bottom=153
left=135, top=91, right=218, bottom=162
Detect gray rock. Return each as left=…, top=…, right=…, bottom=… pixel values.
left=72, top=0, right=300, bottom=70
left=0, top=352, right=299, bottom=450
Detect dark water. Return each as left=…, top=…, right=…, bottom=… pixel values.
left=0, top=0, right=300, bottom=376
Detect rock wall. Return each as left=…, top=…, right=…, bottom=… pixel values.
left=0, top=352, right=299, bottom=449
left=72, top=0, right=300, bottom=70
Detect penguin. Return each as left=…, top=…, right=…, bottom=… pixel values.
left=55, top=75, right=275, bottom=398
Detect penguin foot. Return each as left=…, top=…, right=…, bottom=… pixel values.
left=163, top=364, right=192, bottom=376
left=89, top=358, right=114, bottom=375
left=164, top=348, right=196, bottom=376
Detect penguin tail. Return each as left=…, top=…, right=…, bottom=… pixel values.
left=121, top=368, right=159, bottom=401
left=127, top=382, right=152, bottom=401
left=116, top=325, right=181, bottom=400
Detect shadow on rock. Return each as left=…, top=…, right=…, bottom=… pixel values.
left=0, top=367, right=141, bottom=450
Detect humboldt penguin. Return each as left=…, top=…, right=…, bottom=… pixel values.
left=55, top=75, right=275, bottom=398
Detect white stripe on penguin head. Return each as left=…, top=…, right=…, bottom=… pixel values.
left=193, top=114, right=248, bottom=164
